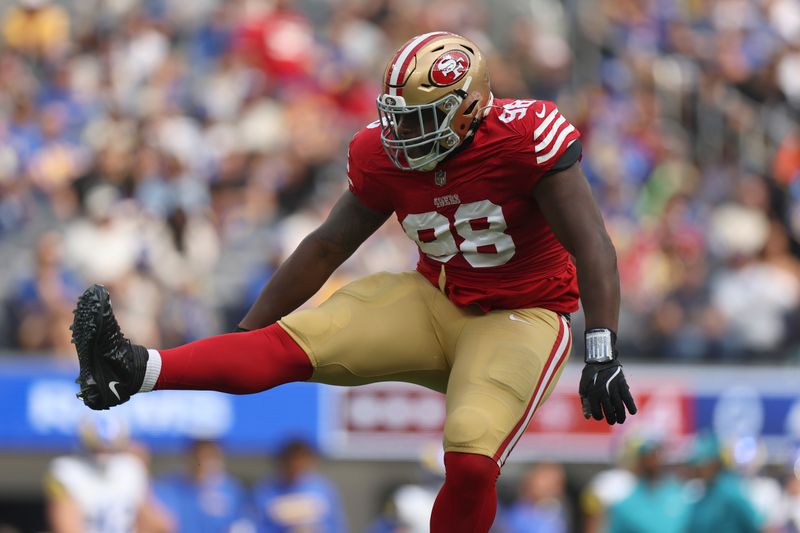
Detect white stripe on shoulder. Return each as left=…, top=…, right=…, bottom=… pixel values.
left=537, top=124, right=576, bottom=164
left=534, top=115, right=566, bottom=152
left=533, top=109, right=559, bottom=138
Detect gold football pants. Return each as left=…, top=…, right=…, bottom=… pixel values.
left=279, top=271, right=572, bottom=465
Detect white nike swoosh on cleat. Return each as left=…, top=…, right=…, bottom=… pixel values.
left=509, top=314, right=533, bottom=326
left=108, top=381, right=121, bottom=401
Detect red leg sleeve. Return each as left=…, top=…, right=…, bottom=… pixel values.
left=155, top=324, right=313, bottom=393
left=430, top=452, right=501, bottom=533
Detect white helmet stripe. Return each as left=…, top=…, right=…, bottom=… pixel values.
left=388, top=31, right=449, bottom=90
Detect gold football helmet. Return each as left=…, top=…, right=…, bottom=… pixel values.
left=377, top=32, right=492, bottom=171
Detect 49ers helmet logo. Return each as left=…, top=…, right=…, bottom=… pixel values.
left=430, top=50, right=470, bottom=86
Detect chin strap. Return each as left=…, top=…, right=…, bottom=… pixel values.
left=481, top=92, right=495, bottom=116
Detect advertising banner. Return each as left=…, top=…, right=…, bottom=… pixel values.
left=0, top=358, right=320, bottom=453
left=320, top=365, right=800, bottom=463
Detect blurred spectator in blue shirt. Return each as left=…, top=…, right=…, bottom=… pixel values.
left=499, top=462, right=569, bottom=533
left=6, top=231, right=82, bottom=355
left=153, top=439, right=252, bottom=533
left=252, top=438, right=346, bottom=533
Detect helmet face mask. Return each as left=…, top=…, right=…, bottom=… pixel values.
left=377, top=32, right=491, bottom=172
left=377, top=93, right=462, bottom=171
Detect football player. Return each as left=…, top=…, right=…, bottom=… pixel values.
left=45, top=416, right=172, bottom=533
left=71, top=32, right=637, bottom=532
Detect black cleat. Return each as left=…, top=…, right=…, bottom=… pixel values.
left=71, top=284, right=149, bottom=410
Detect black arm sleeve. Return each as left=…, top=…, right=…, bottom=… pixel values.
left=543, top=139, right=582, bottom=177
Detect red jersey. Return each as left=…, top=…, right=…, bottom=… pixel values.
left=347, top=98, right=581, bottom=313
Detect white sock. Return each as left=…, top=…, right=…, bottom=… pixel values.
left=139, top=349, right=162, bottom=393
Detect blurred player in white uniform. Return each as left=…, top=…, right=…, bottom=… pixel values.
left=44, top=415, right=172, bottom=533
left=729, top=436, right=790, bottom=533
left=366, top=442, right=444, bottom=533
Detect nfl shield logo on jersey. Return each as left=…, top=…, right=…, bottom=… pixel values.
left=435, top=169, right=447, bottom=186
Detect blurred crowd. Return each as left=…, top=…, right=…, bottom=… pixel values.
left=31, top=417, right=800, bottom=533
left=41, top=417, right=346, bottom=533
left=571, top=0, right=800, bottom=362
left=571, top=431, right=800, bottom=533
left=0, top=0, right=798, bottom=361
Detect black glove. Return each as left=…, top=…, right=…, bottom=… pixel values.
left=579, top=329, right=637, bottom=425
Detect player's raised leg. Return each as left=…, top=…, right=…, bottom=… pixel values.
left=71, top=284, right=312, bottom=410
left=430, top=307, right=572, bottom=533
left=72, top=271, right=449, bottom=411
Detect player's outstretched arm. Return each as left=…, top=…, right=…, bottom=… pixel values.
left=238, top=190, right=391, bottom=330
left=534, top=163, right=637, bottom=425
